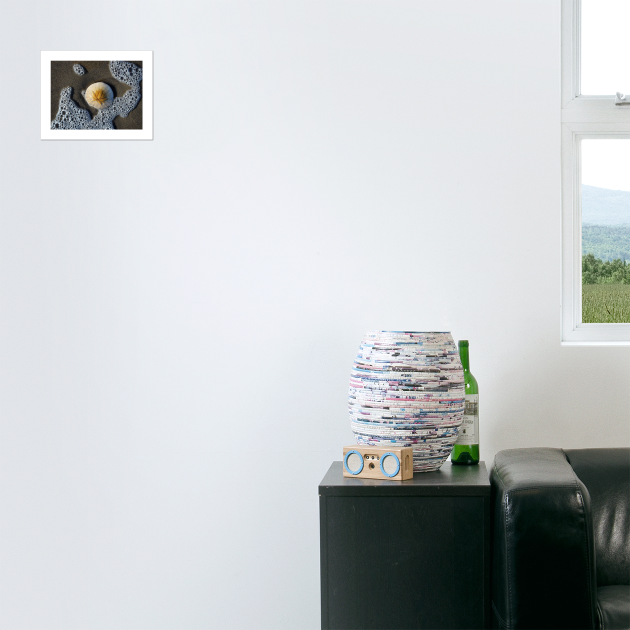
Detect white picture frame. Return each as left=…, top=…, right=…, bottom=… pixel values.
left=41, top=50, right=153, bottom=141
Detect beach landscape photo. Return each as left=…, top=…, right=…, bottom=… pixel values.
left=41, top=51, right=152, bottom=140
left=51, top=60, right=143, bottom=130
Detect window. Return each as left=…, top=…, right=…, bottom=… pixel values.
left=561, top=0, right=630, bottom=344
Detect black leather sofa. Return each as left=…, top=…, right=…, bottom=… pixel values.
left=490, top=448, right=630, bottom=630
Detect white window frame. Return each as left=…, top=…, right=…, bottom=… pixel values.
left=561, top=0, right=630, bottom=344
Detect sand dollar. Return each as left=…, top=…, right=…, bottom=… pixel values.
left=84, top=82, right=114, bottom=109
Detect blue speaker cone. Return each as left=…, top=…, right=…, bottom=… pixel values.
left=344, top=450, right=364, bottom=475
left=380, top=452, right=400, bottom=477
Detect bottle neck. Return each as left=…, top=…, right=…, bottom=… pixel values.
left=459, top=345, right=470, bottom=371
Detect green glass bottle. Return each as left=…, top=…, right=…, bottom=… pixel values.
left=451, top=340, right=479, bottom=465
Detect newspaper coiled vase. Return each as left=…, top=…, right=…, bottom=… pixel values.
left=348, top=331, right=465, bottom=472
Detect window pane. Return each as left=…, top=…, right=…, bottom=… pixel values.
left=582, top=140, right=630, bottom=322
left=581, top=0, right=630, bottom=95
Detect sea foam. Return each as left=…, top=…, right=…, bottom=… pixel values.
left=51, top=61, right=143, bottom=130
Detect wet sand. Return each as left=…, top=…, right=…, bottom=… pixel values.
left=50, top=60, right=143, bottom=130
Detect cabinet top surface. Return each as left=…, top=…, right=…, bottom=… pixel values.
left=319, top=461, right=490, bottom=497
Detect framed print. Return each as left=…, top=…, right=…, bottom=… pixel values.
left=41, top=50, right=153, bottom=140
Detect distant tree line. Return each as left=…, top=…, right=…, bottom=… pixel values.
left=583, top=253, right=630, bottom=284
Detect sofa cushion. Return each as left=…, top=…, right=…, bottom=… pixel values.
left=597, top=585, right=630, bottom=630
left=564, top=449, right=630, bottom=587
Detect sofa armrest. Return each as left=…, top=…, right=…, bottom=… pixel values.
left=490, top=448, right=598, bottom=630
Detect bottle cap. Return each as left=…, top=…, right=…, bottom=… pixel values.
left=458, top=340, right=469, bottom=347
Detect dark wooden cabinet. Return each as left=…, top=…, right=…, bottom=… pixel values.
left=319, top=461, right=490, bottom=630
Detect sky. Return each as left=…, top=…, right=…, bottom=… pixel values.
left=582, top=139, right=630, bottom=193
left=582, top=0, right=630, bottom=96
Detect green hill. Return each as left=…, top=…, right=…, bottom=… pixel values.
left=580, top=187, right=630, bottom=283
left=582, top=224, right=630, bottom=262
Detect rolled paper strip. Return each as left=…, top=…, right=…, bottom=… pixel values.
left=348, top=331, right=464, bottom=473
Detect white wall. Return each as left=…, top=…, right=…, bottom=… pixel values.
left=1, top=1, right=628, bottom=628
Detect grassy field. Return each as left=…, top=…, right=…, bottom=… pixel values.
left=582, top=284, right=630, bottom=323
